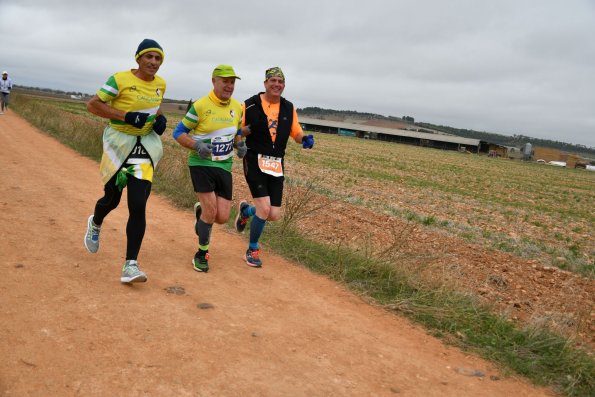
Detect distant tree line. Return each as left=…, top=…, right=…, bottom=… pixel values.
left=15, top=85, right=185, bottom=104
left=298, top=106, right=595, bottom=156
left=298, top=106, right=405, bottom=122
left=416, top=122, right=595, bottom=156
left=15, top=85, right=87, bottom=98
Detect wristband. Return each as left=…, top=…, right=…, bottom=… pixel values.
left=236, top=128, right=243, bottom=136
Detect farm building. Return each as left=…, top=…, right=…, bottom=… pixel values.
left=297, top=117, right=593, bottom=165
left=485, top=144, right=524, bottom=159
left=299, top=116, right=482, bottom=152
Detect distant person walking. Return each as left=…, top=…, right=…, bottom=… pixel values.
left=0, top=71, right=13, bottom=114
left=83, top=39, right=168, bottom=284
left=234, top=67, right=314, bottom=267
left=171, top=64, right=247, bottom=273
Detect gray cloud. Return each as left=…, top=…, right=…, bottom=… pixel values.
left=1, top=0, right=594, bottom=146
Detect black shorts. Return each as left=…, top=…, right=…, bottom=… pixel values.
left=189, top=165, right=233, bottom=200
left=242, top=151, right=284, bottom=207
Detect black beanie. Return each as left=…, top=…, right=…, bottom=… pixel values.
left=135, top=39, right=164, bottom=61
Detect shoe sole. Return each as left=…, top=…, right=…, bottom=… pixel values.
left=243, top=254, right=262, bottom=268
left=234, top=200, right=247, bottom=233
left=84, top=215, right=99, bottom=254
left=120, top=274, right=148, bottom=284
left=192, top=260, right=209, bottom=273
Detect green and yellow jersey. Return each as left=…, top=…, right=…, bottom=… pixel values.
left=175, top=90, right=242, bottom=172
left=96, top=70, right=166, bottom=136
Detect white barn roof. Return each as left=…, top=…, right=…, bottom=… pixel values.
left=299, top=116, right=481, bottom=147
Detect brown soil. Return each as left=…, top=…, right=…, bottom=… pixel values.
left=295, top=198, right=595, bottom=349
left=0, top=111, right=556, bottom=396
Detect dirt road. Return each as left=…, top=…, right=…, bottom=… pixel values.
left=0, top=112, right=553, bottom=396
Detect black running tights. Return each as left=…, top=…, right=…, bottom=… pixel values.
left=93, top=174, right=152, bottom=260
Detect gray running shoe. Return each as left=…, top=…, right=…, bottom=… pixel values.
left=193, top=202, right=202, bottom=236
left=234, top=200, right=250, bottom=233
left=120, top=260, right=147, bottom=284
left=84, top=215, right=101, bottom=253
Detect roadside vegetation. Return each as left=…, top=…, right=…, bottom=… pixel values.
left=12, top=93, right=594, bottom=396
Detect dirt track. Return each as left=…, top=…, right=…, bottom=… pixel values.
left=0, top=112, right=553, bottom=396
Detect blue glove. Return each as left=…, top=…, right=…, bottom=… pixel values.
left=302, top=134, right=314, bottom=149
left=124, top=112, right=149, bottom=129
left=236, top=140, right=247, bottom=158
left=193, top=140, right=212, bottom=159
left=153, top=115, right=167, bottom=135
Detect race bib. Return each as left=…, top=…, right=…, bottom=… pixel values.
left=127, top=142, right=151, bottom=163
left=258, top=154, right=283, bottom=177
left=211, top=135, right=234, bottom=161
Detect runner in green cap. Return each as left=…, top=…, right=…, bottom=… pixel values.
left=172, top=64, right=248, bottom=273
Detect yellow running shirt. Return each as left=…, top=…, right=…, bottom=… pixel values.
left=96, top=69, right=166, bottom=136
left=181, top=91, right=242, bottom=171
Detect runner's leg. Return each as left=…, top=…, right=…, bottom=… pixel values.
left=93, top=174, right=123, bottom=225
left=125, top=176, right=152, bottom=260
left=196, top=191, right=217, bottom=248
left=250, top=196, right=272, bottom=249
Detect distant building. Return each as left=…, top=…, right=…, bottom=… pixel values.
left=298, top=116, right=593, bottom=165
left=299, top=116, right=481, bottom=152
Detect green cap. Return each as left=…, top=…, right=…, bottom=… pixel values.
left=212, top=64, right=241, bottom=79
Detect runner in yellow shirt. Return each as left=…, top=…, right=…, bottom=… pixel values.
left=172, top=64, right=248, bottom=273
left=83, top=39, right=168, bottom=284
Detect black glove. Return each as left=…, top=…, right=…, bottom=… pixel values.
left=193, top=140, right=213, bottom=159
left=124, top=112, right=149, bottom=129
left=302, top=134, right=314, bottom=149
left=153, top=115, right=167, bottom=135
left=236, top=140, right=247, bottom=158
left=248, top=114, right=269, bottom=133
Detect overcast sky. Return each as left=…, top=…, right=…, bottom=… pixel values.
left=1, top=0, right=594, bottom=147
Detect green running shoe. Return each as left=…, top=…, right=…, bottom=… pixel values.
left=192, top=251, right=210, bottom=273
